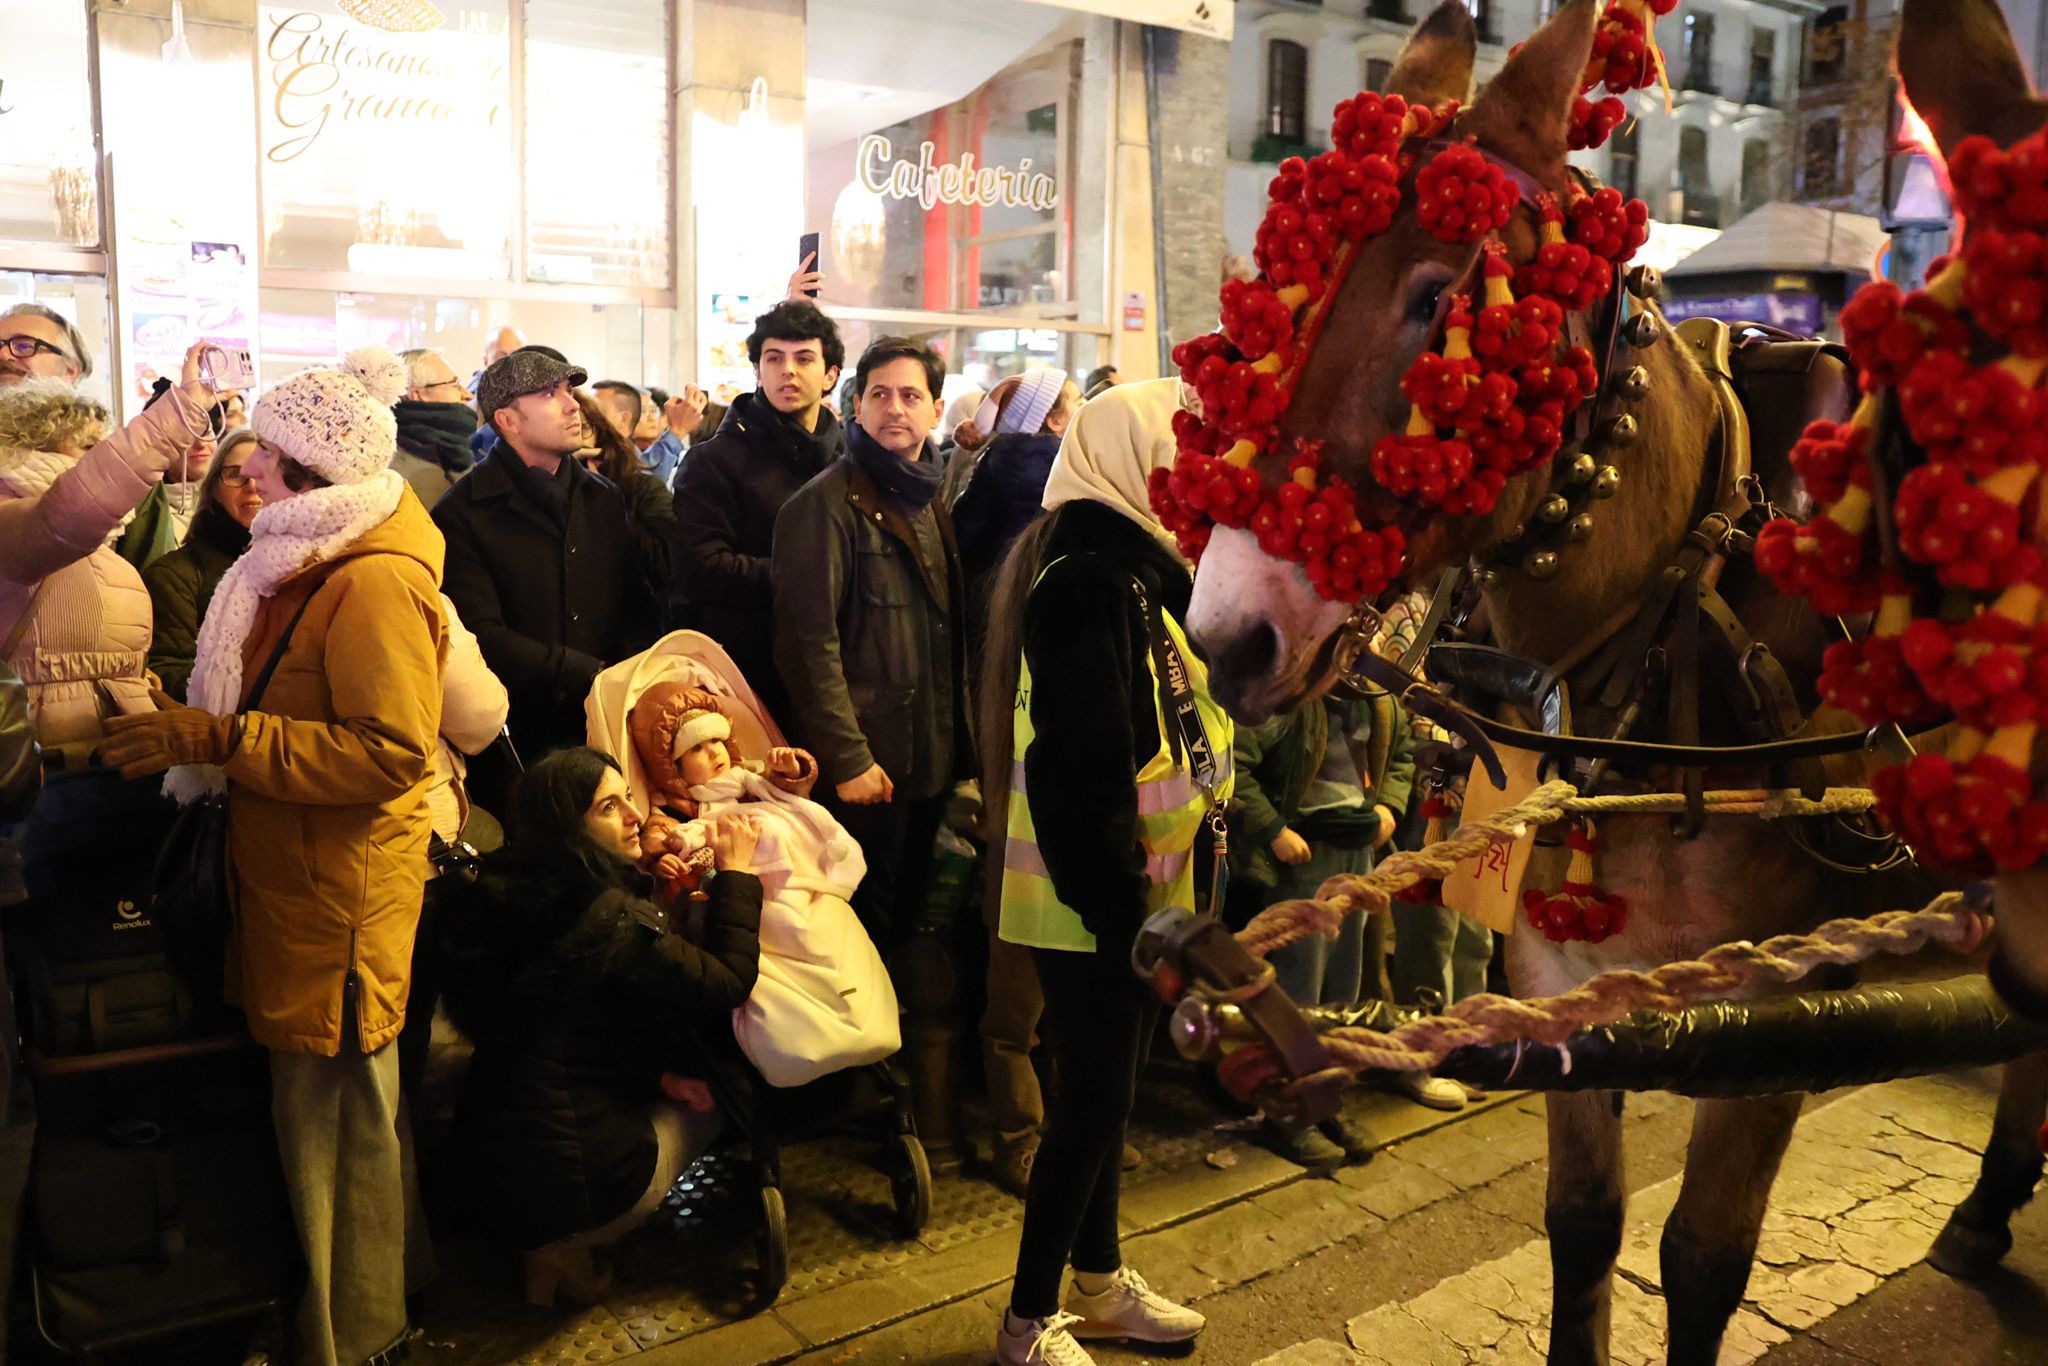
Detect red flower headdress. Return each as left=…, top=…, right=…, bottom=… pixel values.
left=1147, top=0, right=1673, bottom=604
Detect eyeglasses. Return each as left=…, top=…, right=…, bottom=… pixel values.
left=418, top=378, right=468, bottom=397
left=218, top=470, right=251, bottom=488
left=1, top=335, right=70, bottom=363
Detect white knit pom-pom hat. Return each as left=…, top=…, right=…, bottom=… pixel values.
left=250, top=345, right=407, bottom=486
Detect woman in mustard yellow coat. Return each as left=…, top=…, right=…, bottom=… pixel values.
left=105, top=346, right=446, bottom=1366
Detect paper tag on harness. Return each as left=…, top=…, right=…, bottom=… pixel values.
left=1442, top=747, right=1542, bottom=935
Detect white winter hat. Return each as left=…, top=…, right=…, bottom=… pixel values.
left=671, top=707, right=733, bottom=759
left=250, top=345, right=406, bottom=486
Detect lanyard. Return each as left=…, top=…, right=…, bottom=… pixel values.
left=1132, top=578, right=1228, bottom=913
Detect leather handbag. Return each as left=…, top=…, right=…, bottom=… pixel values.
left=149, top=592, right=316, bottom=997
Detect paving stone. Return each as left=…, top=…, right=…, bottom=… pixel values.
left=1251, top=1176, right=1386, bottom=1260
left=1117, top=1223, right=1220, bottom=1305
left=634, top=1311, right=804, bottom=1366
left=1254, top=1339, right=1369, bottom=1366
left=1186, top=1200, right=1295, bottom=1284
left=1347, top=1304, right=1471, bottom=1366
left=771, top=1271, right=943, bottom=1349
left=1336, top=1152, right=1459, bottom=1221
left=1748, top=1259, right=1883, bottom=1332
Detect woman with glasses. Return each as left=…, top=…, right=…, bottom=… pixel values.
left=0, top=341, right=220, bottom=757
left=143, top=428, right=264, bottom=701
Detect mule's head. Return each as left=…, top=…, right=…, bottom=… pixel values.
left=1187, top=0, right=1609, bottom=722
left=1897, top=0, right=2048, bottom=159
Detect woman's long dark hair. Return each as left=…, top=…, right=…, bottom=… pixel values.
left=974, top=512, right=1062, bottom=920
left=510, top=746, right=640, bottom=886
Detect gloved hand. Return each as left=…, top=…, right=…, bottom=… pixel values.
left=99, top=687, right=240, bottom=779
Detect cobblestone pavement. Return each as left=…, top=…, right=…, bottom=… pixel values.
left=563, top=1065, right=2041, bottom=1366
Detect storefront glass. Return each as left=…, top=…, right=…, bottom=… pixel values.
left=787, top=0, right=1114, bottom=408
left=258, top=1, right=515, bottom=279
left=0, top=0, right=99, bottom=250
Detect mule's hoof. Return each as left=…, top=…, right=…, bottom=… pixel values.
left=1928, top=1214, right=2012, bottom=1279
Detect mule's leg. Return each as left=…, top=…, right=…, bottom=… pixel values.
left=1545, top=1088, right=1626, bottom=1366
left=1929, top=1051, right=2048, bottom=1277
left=1658, top=1093, right=1803, bottom=1366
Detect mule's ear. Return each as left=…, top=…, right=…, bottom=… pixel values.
left=1462, top=0, right=1601, bottom=182
left=1899, top=0, right=2048, bottom=157
left=1384, top=0, right=1478, bottom=110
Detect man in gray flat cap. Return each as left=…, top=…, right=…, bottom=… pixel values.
left=433, top=347, right=668, bottom=756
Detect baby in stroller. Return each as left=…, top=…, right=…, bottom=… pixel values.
left=589, top=633, right=900, bottom=1088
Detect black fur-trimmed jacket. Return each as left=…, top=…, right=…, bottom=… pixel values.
left=434, top=845, right=762, bottom=1249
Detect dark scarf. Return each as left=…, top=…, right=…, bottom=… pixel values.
left=730, top=390, right=843, bottom=476
left=394, top=399, right=480, bottom=476
left=504, top=447, right=574, bottom=530
left=846, top=420, right=942, bottom=510
left=188, top=498, right=250, bottom=557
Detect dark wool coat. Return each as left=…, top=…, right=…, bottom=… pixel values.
left=432, top=450, right=664, bottom=757
left=770, top=456, right=971, bottom=800
left=434, top=847, right=762, bottom=1250
left=950, top=430, right=1063, bottom=586
left=669, top=392, right=842, bottom=728
left=1017, top=500, right=1197, bottom=966
left=142, top=501, right=246, bottom=702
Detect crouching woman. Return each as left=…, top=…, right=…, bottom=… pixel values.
left=433, top=746, right=763, bottom=1305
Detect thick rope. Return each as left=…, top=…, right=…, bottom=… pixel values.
left=1233, top=780, right=1878, bottom=959
left=1311, top=892, right=1990, bottom=1075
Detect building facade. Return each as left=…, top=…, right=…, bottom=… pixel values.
left=1223, top=0, right=1817, bottom=263
left=0, top=0, right=1234, bottom=419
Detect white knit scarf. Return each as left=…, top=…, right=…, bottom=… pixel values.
left=165, top=469, right=406, bottom=804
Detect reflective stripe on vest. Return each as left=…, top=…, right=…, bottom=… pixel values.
left=998, top=575, right=1234, bottom=953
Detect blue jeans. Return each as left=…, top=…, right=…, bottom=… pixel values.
left=1391, top=900, right=1494, bottom=1006
left=1266, top=839, right=1379, bottom=1007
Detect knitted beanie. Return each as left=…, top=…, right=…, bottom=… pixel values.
left=671, top=706, right=733, bottom=759
left=250, top=345, right=406, bottom=485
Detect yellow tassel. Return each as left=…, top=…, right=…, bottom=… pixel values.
left=1406, top=405, right=1435, bottom=438
left=1222, top=440, right=1259, bottom=468
left=1822, top=482, right=1873, bottom=536
left=1986, top=722, right=2039, bottom=769
left=1277, top=283, right=1311, bottom=310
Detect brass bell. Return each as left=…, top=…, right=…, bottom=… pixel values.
left=1523, top=549, right=1561, bottom=579
left=1617, top=365, right=1651, bottom=401
left=1566, top=513, right=1595, bottom=542
left=1563, top=452, right=1598, bottom=486
left=1536, top=494, right=1571, bottom=523
left=1593, top=465, right=1622, bottom=498
left=1623, top=312, right=1661, bottom=348
left=1625, top=264, right=1661, bottom=299
left=1477, top=565, right=1507, bottom=590
left=1607, top=413, right=1639, bottom=447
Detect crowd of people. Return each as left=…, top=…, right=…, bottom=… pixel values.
left=0, top=290, right=1492, bottom=1366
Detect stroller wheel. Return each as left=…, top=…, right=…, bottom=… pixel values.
left=751, top=1185, right=788, bottom=1309
left=891, top=1132, right=932, bottom=1238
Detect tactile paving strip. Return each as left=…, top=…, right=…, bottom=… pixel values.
left=416, top=1057, right=1265, bottom=1363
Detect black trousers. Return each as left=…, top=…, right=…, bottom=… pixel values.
left=1009, top=945, right=1157, bottom=1319
left=830, top=789, right=948, bottom=950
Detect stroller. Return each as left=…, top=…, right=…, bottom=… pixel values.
left=585, top=631, right=932, bottom=1307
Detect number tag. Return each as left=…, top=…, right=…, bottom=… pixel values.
left=1441, top=748, right=1543, bottom=935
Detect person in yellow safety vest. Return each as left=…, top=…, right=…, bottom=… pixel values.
left=977, top=379, right=1231, bottom=1366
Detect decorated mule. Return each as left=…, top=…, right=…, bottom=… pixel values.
left=1135, top=0, right=2048, bottom=1362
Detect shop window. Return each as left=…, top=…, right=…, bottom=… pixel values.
left=0, top=0, right=99, bottom=249
left=258, top=1, right=516, bottom=278
left=1266, top=41, right=1308, bottom=145
left=1679, top=126, right=1717, bottom=228
left=1747, top=27, right=1776, bottom=106
left=1740, top=138, right=1772, bottom=214
left=1465, top=1, right=1497, bottom=44
left=1608, top=115, right=1639, bottom=202
left=255, top=286, right=666, bottom=394
left=1803, top=117, right=1842, bottom=197
left=1683, top=13, right=1716, bottom=95
left=1364, top=58, right=1394, bottom=94
left=1808, top=6, right=1849, bottom=85
left=523, top=0, right=672, bottom=289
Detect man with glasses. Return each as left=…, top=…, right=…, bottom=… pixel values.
left=0, top=304, right=90, bottom=386
left=393, top=347, right=481, bottom=508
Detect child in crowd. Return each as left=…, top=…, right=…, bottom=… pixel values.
left=1231, top=683, right=1421, bottom=1171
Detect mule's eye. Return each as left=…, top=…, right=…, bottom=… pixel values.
left=1407, top=279, right=1444, bottom=324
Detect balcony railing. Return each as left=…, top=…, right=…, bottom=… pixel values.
left=1249, top=133, right=1326, bottom=165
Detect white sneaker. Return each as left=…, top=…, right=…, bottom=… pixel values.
left=996, top=1309, right=1099, bottom=1365
left=1064, top=1266, right=1205, bottom=1344
left=1390, top=1070, right=1467, bottom=1111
